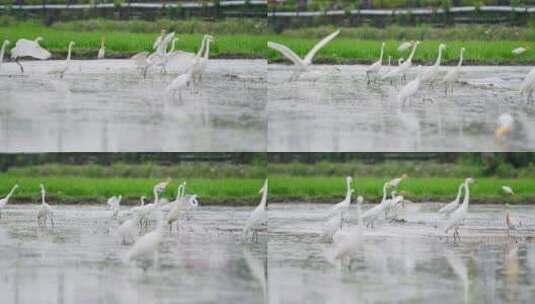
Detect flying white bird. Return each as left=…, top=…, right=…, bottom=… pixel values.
left=398, top=41, right=413, bottom=52
left=243, top=179, right=268, bottom=242
left=155, top=178, right=171, bottom=194
left=97, top=38, right=105, bottom=59
left=0, top=40, right=10, bottom=71
left=0, top=184, right=18, bottom=219
left=48, top=41, right=75, bottom=78
left=502, top=186, right=514, bottom=195
left=268, top=29, right=340, bottom=80
left=438, top=182, right=465, bottom=216
left=512, top=47, right=527, bottom=55
left=37, top=184, right=55, bottom=227
left=443, top=47, right=465, bottom=95
left=444, top=178, right=474, bottom=241
left=10, top=37, right=52, bottom=73
left=495, top=113, right=514, bottom=141
left=366, top=42, right=385, bottom=83
left=420, top=43, right=446, bottom=84
left=387, top=174, right=408, bottom=191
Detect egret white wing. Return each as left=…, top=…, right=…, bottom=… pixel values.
left=267, top=41, right=303, bottom=66
left=303, top=29, right=340, bottom=63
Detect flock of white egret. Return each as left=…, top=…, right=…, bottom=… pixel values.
left=0, top=174, right=522, bottom=269
left=318, top=175, right=521, bottom=266
left=0, top=178, right=268, bottom=267
left=267, top=29, right=535, bottom=105
left=0, top=30, right=215, bottom=100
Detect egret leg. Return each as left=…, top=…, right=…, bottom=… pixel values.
left=0, top=209, right=2, bottom=219
left=50, top=215, right=55, bottom=226
left=15, top=58, right=24, bottom=74
left=169, top=223, right=172, bottom=233
left=176, top=222, right=179, bottom=232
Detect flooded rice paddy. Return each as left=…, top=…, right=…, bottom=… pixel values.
left=2, top=203, right=534, bottom=303
left=268, top=65, right=535, bottom=152
left=0, top=59, right=266, bottom=152
left=0, top=205, right=266, bottom=304
left=269, top=203, right=535, bottom=304
left=2, top=61, right=535, bottom=152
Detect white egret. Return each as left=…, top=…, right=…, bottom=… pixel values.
left=0, top=184, right=18, bottom=219
left=505, top=204, right=517, bottom=236
left=384, top=41, right=420, bottom=82
left=107, top=195, right=122, bottom=218
left=116, top=215, right=138, bottom=245
left=377, top=55, right=392, bottom=79
left=166, top=70, right=192, bottom=101
left=97, top=38, right=105, bottom=60
left=444, top=178, right=474, bottom=241
left=398, top=41, right=413, bottom=52
left=137, top=185, right=163, bottom=229
left=243, top=179, right=268, bottom=242
left=321, top=214, right=342, bottom=242
left=386, top=174, right=407, bottom=191
left=420, top=43, right=446, bottom=84
left=327, top=176, right=353, bottom=219
left=443, top=47, right=465, bottom=95
left=502, top=185, right=514, bottom=195
left=512, top=47, right=527, bottom=55
left=268, top=29, right=340, bottom=80
left=362, top=182, right=389, bottom=228
left=327, top=195, right=364, bottom=266
left=37, top=184, right=54, bottom=227
left=10, top=37, right=52, bottom=73
left=165, top=183, right=186, bottom=232
left=48, top=41, right=75, bottom=78
left=152, top=29, right=166, bottom=51
left=520, top=66, right=535, bottom=102
left=166, top=34, right=210, bottom=75
left=438, top=182, right=464, bottom=216
left=131, top=51, right=150, bottom=71
left=495, top=113, right=514, bottom=141
left=366, top=42, right=385, bottom=83
left=155, top=178, right=171, bottom=194
left=190, top=35, right=214, bottom=82
left=126, top=211, right=164, bottom=266
left=398, top=65, right=422, bottom=104
left=0, top=40, right=9, bottom=71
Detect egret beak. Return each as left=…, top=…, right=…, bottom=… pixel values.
left=495, top=126, right=512, bottom=140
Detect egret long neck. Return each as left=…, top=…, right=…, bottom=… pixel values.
left=455, top=183, right=463, bottom=202
left=203, top=40, right=211, bottom=60
left=380, top=184, right=387, bottom=205
left=379, top=44, right=384, bottom=62
left=41, top=190, right=46, bottom=205
left=175, top=185, right=183, bottom=201
left=259, top=188, right=267, bottom=209
left=6, top=186, right=17, bottom=200
left=461, top=181, right=470, bottom=207
left=435, top=47, right=443, bottom=66
left=344, top=179, right=351, bottom=201
left=153, top=189, right=159, bottom=206
left=408, top=43, right=418, bottom=61
left=458, top=51, right=464, bottom=67
left=196, top=37, right=206, bottom=58
left=0, top=42, right=7, bottom=66
left=170, top=40, right=176, bottom=53
left=67, top=44, right=73, bottom=62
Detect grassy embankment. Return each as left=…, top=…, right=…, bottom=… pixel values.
left=1, top=161, right=535, bottom=205
left=2, top=19, right=535, bottom=64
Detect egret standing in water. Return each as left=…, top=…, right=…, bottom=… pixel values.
left=37, top=184, right=54, bottom=227
left=48, top=41, right=75, bottom=78
left=398, top=65, right=423, bottom=105
left=0, top=40, right=10, bottom=71
left=420, top=43, right=446, bottom=85
left=383, top=41, right=420, bottom=82
left=362, top=182, right=389, bottom=228
left=438, top=182, right=464, bottom=216
left=126, top=211, right=164, bottom=266
left=268, top=29, right=340, bottom=81
left=107, top=195, right=122, bottom=219
left=443, top=47, right=465, bottom=95
left=10, top=37, right=52, bottom=73
left=327, top=176, right=353, bottom=226
left=366, top=42, right=385, bottom=83
left=243, top=179, right=268, bottom=242
left=0, top=184, right=18, bottom=219
left=520, top=66, right=535, bottom=103
left=505, top=204, right=517, bottom=237
left=165, top=182, right=186, bottom=232
left=97, top=38, right=105, bottom=60
left=444, top=178, right=474, bottom=241
left=116, top=214, right=139, bottom=245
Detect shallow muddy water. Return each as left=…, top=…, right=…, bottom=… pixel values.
left=0, top=205, right=266, bottom=304
left=0, top=59, right=266, bottom=152
left=268, top=203, right=535, bottom=304
left=268, top=65, right=535, bottom=152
